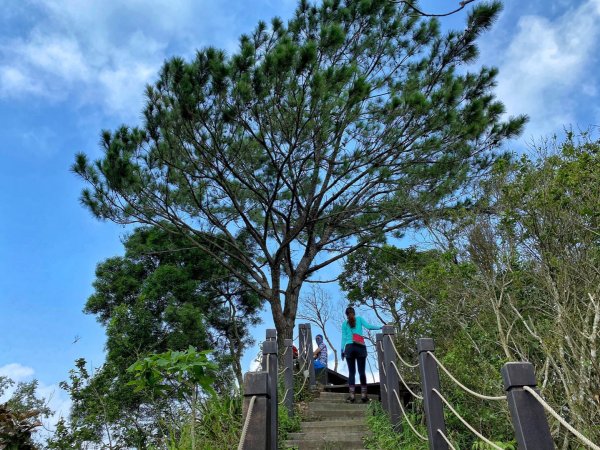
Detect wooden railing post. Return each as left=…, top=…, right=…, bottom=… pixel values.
left=501, top=362, right=554, bottom=449
left=382, top=325, right=401, bottom=429
left=241, top=371, right=270, bottom=450
left=283, top=338, right=294, bottom=417
left=417, top=338, right=448, bottom=450
left=298, top=323, right=316, bottom=388
left=265, top=328, right=276, bottom=342
left=376, top=333, right=389, bottom=415
left=262, top=333, right=278, bottom=450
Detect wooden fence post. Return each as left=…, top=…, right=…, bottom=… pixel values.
left=283, top=338, right=294, bottom=417
left=298, top=323, right=316, bottom=388
left=382, top=325, right=401, bottom=429
left=262, top=336, right=278, bottom=450
left=265, top=328, right=276, bottom=342
left=241, top=371, right=270, bottom=450
left=418, top=338, right=448, bottom=450
left=376, top=333, right=389, bottom=415
left=501, top=362, right=554, bottom=449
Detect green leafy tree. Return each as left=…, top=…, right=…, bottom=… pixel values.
left=49, top=225, right=261, bottom=449
left=74, top=0, right=525, bottom=344
left=127, top=347, right=217, bottom=450
left=0, top=376, right=52, bottom=450
left=85, top=225, right=261, bottom=388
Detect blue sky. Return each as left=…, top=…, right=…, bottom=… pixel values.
left=1, top=0, right=599, bottom=431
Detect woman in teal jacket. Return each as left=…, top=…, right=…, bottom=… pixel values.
left=341, top=306, right=382, bottom=402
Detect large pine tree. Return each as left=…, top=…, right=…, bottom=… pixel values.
left=74, top=0, right=526, bottom=344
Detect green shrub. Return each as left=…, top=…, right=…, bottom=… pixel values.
left=278, top=402, right=302, bottom=445
left=363, top=401, right=429, bottom=450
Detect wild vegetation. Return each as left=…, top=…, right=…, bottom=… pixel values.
left=341, top=131, right=600, bottom=447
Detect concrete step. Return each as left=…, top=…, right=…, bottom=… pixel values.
left=305, top=408, right=367, bottom=419
left=310, top=398, right=371, bottom=407
left=308, top=400, right=368, bottom=411
left=308, top=404, right=369, bottom=414
left=317, top=392, right=377, bottom=401
left=282, top=438, right=367, bottom=450
left=301, top=419, right=367, bottom=431
left=287, top=431, right=370, bottom=440
left=317, top=392, right=350, bottom=399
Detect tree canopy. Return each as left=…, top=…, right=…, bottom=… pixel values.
left=74, top=0, right=526, bottom=340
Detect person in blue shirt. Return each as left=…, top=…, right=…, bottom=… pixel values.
left=341, top=306, right=382, bottom=403
left=313, top=334, right=328, bottom=370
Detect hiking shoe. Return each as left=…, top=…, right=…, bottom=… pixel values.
left=361, top=396, right=369, bottom=403
left=345, top=395, right=356, bottom=403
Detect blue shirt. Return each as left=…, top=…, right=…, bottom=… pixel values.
left=316, top=342, right=328, bottom=366
left=341, top=316, right=382, bottom=352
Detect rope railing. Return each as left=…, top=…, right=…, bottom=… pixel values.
left=294, top=371, right=310, bottom=399
left=378, top=342, right=387, bottom=378
left=437, top=429, right=457, bottom=450
left=426, top=351, right=506, bottom=401
left=522, top=386, right=600, bottom=450
left=390, top=361, right=423, bottom=400
left=386, top=334, right=420, bottom=368
left=279, top=388, right=292, bottom=406
left=392, top=388, right=428, bottom=441
left=237, top=395, right=257, bottom=450
left=432, top=388, right=504, bottom=450
left=242, top=325, right=599, bottom=450
left=294, top=332, right=310, bottom=376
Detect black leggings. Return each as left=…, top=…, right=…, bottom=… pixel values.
left=346, top=343, right=367, bottom=386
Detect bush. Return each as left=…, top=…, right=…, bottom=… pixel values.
left=363, top=401, right=429, bottom=450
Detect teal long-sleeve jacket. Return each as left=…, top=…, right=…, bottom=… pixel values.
left=340, top=316, right=382, bottom=353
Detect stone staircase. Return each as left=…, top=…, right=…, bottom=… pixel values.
left=283, top=391, right=372, bottom=450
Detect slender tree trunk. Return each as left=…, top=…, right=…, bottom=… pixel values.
left=322, top=333, right=338, bottom=372
left=270, top=285, right=302, bottom=362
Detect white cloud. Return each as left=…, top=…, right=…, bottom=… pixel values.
left=0, top=363, right=71, bottom=438
left=0, top=363, right=35, bottom=381
left=20, top=33, right=89, bottom=82
left=0, top=66, right=45, bottom=97
left=0, top=0, right=296, bottom=120
left=493, top=0, right=600, bottom=138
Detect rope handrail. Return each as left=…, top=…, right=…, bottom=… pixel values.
left=522, top=386, right=600, bottom=450
left=279, top=388, right=292, bottom=405
left=432, top=388, right=503, bottom=450
left=386, top=335, right=420, bottom=368
left=237, top=395, right=257, bottom=450
left=294, top=373, right=310, bottom=399
left=391, top=361, right=423, bottom=400
left=392, top=388, right=428, bottom=441
left=294, top=332, right=311, bottom=397
left=437, top=429, right=457, bottom=450
left=294, top=332, right=310, bottom=375
left=427, top=351, right=506, bottom=401
left=378, top=342, right=388, bottom=377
